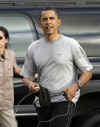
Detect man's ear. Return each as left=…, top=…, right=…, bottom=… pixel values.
left=58, top=18, right=62, bottom=27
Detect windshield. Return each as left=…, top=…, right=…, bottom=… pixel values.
left=0, top=13, right=38, bottom=57
left=60, top=14, right=100, bottom=57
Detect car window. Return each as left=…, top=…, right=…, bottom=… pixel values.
left=0, top=13, right=38, bottom=57
left=60, top=14, right=100, bottom=57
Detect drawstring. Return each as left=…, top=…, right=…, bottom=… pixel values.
left=66, top=101, right=75, bottom=127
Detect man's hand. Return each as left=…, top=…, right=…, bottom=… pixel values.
left=28, top=81, right=40, bottom=93
left=64, top=83, right=78, bottom=101
left=23, top=74, right=40, bottom=94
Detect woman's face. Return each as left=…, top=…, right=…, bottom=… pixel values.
left=0, top=31, right=8, bottom=49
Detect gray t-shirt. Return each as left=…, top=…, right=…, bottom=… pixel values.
left=22, top=35, right=93, bottom=103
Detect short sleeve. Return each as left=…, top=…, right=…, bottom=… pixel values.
left=21, top=49, right=37, bottom=80
left=72, top=41, right=93, bottom=72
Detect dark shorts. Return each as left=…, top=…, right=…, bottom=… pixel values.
left=36, top=101, right=76, bottom=127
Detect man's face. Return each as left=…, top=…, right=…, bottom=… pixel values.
left=39, top=10, right=61, bottom=35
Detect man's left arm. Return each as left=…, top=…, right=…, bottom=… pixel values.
left=64, top=70, right=92, bottom=101
left=64, top=41, right=93, bottom=101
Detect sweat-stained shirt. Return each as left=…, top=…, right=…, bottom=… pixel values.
left=0, top=49, right=18, bottom=110
left=22, top=35, right=93, bottom=104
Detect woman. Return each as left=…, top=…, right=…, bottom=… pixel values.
left=0, top=26, right=21, bottom=127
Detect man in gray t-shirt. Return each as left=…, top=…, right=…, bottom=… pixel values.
left=22, top=8, right=93, bottom=127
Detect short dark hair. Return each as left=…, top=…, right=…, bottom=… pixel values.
left=39, top=7, right=60, bottom=20
left=0, top=26, right=9, bottom=40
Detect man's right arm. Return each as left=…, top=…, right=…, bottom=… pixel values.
left=23, top=77, right=40, bottom=93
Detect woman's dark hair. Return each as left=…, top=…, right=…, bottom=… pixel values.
left=0, top=26, right=9, bottom=40
left=0, top=26, right=9, bottom=48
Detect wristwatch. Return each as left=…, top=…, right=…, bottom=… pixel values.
left=76, top=81, right=82, bottom=89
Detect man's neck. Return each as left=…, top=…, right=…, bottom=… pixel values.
left=45, top=33, right=60, bottom=41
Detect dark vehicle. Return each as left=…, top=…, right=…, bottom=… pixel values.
left=0, top=0, right=100, bottom=126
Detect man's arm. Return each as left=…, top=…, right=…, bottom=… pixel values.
left=65, top=40, right=93, bottom=101
left=23, top=77, right=40, bottom=93
left=77, top=70, right=92, bottom=87
left=64, top=70, right=92, bottom=101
